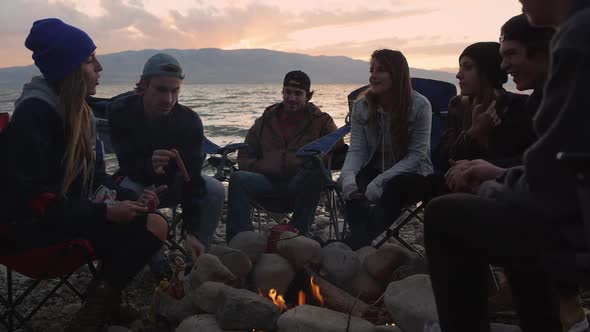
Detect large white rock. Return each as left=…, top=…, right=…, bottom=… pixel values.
left=319, top=242, right=360, bottom=287
left=384, top=274, right=438, bottom=332
left=176, top=314, right=222, bottom=332
left=364, top=243, right=409, bottom=282
left=190, top=281, right=232, bottom=314
left=215, top=285, right=280, bottom=331
left=227, top=231, right=268, bottom=263
left=277, top=305, right=375, bottom=332
left=347, top=267, right=386, bottom=303
left=209, top=245, right=252, bottom=284
left=188, top=254, right=237, bottom=289
left=276, top=231, right=321, bottom=269
left=252, top=253, right=295, bottom=294
left=424, top=322, right=522, bottom=332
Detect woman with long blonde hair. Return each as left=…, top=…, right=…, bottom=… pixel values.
left=0, top=18, right=167, bottom=330
left=339, top=49, right=433, bottom=249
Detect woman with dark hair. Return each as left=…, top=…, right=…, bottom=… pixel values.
left=339, top=49, right=433, bottom=249
left=434, top=42, right=531, bottom=173
left=0, top=18, right=167, bottom=330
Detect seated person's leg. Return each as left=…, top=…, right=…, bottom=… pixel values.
left=288, top=163, right=325, bottom=235
left=198, top=175, right=225, bottom=248
left=369, top=173, right=428, bottom=238
left=424, top=193, right=562, bottom=332
left=344, top=167, right=380, bottom=249
left=226, top=171, right=276, bottom=241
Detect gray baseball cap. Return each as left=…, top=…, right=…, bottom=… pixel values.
left=141, top=53, right=185, bottom=80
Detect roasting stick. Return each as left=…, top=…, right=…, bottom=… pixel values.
left=171, top=148, right=190, bottom=181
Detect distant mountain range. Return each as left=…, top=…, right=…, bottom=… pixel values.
left=0, top=48, right=458, bottom=87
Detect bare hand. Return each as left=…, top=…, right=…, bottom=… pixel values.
left=152, top=150, right=176, bottom=175
left=137, top=188, right=161, bottom=211
left=184, top=233, right=205, bottom=262
left=445, top=159, right=506, bottom=193
left=467, top=101, right=502, bottom=142
left=106, top=200, right=148, bottom=224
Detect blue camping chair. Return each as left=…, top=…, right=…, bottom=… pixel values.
left=339, top=78, right=457, bottom=252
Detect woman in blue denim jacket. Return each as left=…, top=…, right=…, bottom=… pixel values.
left=339, top=49, right=433, bottom=249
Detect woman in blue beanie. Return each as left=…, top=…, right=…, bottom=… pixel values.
left=0, top=18, right=168, bottom=330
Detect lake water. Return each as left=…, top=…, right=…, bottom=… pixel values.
left=0, top=83, right=360, bottom=146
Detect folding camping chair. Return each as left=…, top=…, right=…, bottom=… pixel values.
left=340, top=78, right=457, bottom=253
left=0, top=112, right=98, bottom=331
left=0, top=240, right=97, bottom=332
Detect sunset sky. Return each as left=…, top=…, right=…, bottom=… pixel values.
left=0, top=0, right=523, bottom=71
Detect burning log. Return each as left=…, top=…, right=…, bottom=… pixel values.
left=303, top=265, right=371, bottom=317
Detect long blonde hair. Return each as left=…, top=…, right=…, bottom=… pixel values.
left=58, top=68, right=94, bottom=196
left=362, top=49, right=413, bottom=160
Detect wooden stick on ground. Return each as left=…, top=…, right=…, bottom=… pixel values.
left=303, top=265, right=371, bottom=317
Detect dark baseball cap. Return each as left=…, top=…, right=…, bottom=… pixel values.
left=141, top=53, right=185, bottom=80
left=283, top=70, right=311, bottom=93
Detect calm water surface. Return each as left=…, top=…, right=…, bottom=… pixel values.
left=0, top=83, right=359, bottom=146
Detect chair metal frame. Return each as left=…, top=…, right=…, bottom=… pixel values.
left=0, top=242, right=98, bottom=332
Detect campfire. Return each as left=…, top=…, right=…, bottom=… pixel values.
left=262, top=276, right=325, bottom=312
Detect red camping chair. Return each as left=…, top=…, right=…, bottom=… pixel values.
left=0, top=113, right=98, bottom=331
left=0, top=236, right=97, bottom=331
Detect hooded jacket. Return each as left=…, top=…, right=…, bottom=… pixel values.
left=237, top=102, right=340, bottom=180
left=0, top=76, right=136, bottom=229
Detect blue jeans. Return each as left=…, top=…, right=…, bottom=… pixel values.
left=119, top=175, right=224, bottom=248
left=226, top=167, right=324, bottom=241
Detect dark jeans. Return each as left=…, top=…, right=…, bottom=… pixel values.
left=4, top=213, right=162, bottom=290
left=226, top=166, right=325, bottom=241
left=424, top=193, right=581, bottom=332
left=345, top=169, right=428, bottom=249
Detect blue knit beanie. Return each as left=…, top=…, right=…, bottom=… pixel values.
left=25, top=18, right=96, bottom=82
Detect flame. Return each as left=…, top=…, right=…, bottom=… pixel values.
left=268, top=289, right=287, bottom=311
left=298, top=290, right=306, bottom=306
left=310, top=276, right=324, bottom=306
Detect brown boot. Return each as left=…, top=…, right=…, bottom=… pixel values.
left=65, top=281, right=117, bottom=332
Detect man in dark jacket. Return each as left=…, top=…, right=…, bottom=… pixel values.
left=424, top=0, right=590, bottom=331
left=108, top=53, right=221, bottom=259
left=226, top=70, right=341, bottom=241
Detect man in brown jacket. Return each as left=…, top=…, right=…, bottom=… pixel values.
left=226, top=70, right=340, bottom=241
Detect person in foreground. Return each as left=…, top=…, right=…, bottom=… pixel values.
left=226, top=70, right=342, bottom=241
left=108, top=53, right=224, bottom=259
left=0, top=19, right=167, bottom=330
left=424, top=0, right=590, bottom=330
left=339, top=49, right=433, bottom=249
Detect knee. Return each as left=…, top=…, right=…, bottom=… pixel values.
left=146, top=214, right=168, bottom=242
left=205, top=177, right=225, bottom=202
left=228, top=171, right=246, bottom=188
